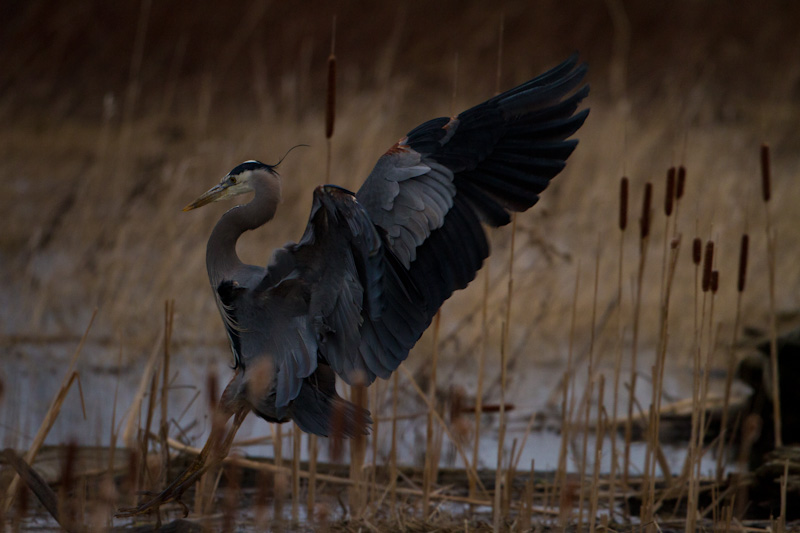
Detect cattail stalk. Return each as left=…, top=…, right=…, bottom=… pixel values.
left=519, top=459, right=534, bottom=530
left=647, top=234, right=681, bottom=524
left=142, top=356, right=160, bottom=486
left=160, top=300, right=174, bottom=488
left=717, top=234, right=749, bottom=481
left=491, top=18, right=508, bottom=532
left=503, top=439, right=517, bottom=518
left=624, top=182, right=652, bottom=502
left=696, top=267, right=719, bottom=503
left=589, top=376, right=606, bottom=533
left=557, top=263, right=580, bottom=529
left=578, top=243, right=601, bottom=527
left=761, top=143, right=782, bottom=447
left=471, top=264, right=490, bottom=501
left=684, top=225, right=703, bottom=533
left=688, top=234, right=719, bottom=531
left=609, top=177, right=627, bottom=512
left=423, top=312, right=440, bottom=519
left=493, top=212, right=515, bottom=532
left=685, top=224, right=704, bottom=533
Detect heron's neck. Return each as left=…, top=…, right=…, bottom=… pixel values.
left=206, top=179, right=280, bottom=287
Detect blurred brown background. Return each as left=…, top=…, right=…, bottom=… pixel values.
left=2, top=1, right=800, bottom=448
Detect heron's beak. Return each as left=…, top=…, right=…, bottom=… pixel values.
left=183, top=183, right=231, bottom=211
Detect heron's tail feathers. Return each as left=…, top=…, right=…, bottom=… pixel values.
left=290, top=391, right=372, bottom=438
left=289, top=365, right=372, bottom=438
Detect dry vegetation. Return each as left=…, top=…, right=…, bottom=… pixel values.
left=2, top=1, right=800, bottom=530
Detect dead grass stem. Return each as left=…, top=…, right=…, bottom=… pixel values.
left=3, top=309, right=96, bottom=513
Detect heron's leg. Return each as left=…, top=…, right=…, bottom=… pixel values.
left=116, top=405, right=249, bottom=518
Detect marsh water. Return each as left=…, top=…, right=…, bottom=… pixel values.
left=1, top=333, right=728, bottom=475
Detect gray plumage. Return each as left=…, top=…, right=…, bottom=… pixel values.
left=184, top=56, right=589, bottom=437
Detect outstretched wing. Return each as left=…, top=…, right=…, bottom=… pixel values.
left=247, top=56, right=589, bottom=408
left=352, top=55, right=589, bottom=371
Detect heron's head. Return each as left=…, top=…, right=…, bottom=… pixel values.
left=183, top=160, right=279, bottom=211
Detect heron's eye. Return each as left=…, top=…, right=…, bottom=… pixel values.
left=229, top=176, right=238, bottom=185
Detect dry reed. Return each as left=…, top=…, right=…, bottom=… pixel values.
left=423, top=312, right=441, bottom=519
left=715, top=233, right=749, bottom=483
left=623, top=181, right=652, bottom=510
left=608, top=176, right=628, bottom=517
left=578, top=242, right=601, bottom=528
left=557, top=263, right=580, bottom=529
left=589, top=375, right=605, bottom=533
left=159, top=300, right=174, bottom=489
left=3, top=310, right=96, bottom=514
left=493, top=212, right=515, bottom=532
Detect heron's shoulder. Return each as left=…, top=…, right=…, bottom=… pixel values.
left=315, top=184, right=356, bottom=198
left=224, top=264, right=268, bottom=292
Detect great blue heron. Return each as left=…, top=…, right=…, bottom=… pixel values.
left=119, top=55, right=588, bottom=517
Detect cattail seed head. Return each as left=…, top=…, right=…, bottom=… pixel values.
left=619, top=177, right=629, bottom=231
left=738, top=233, right=749, bottom=292
left=692, top=237, right=702, bottom=265
left=665, top=167, right=676, bottom=216
left=640, top=182, right=652, bottom=240
left=711, top=270, right=719, bottom=293
left=325, top=54, right=337, bottom=139
left=760, top=143, right=771, bottom=203
left=702, top=241, right=714, bottom=292
left=677, top=165, right=686, bottom=199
